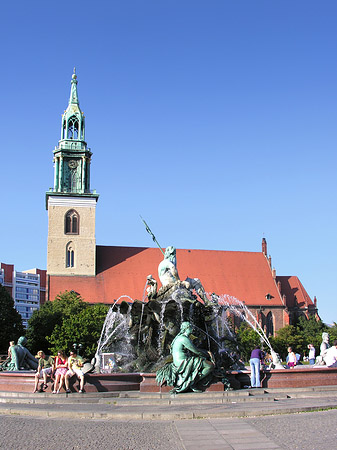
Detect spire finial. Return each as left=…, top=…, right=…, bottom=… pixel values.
left=69, top=68, right=79, bottom=105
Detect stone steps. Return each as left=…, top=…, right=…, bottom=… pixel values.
left=3, top=386, right=336, bottom=406
left=1, top=386, right=337, bottom=407
left=1, top=387, right=337, bottom=420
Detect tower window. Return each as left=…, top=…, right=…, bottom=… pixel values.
left=65, top=210, right=79, bottom=234
left=67, top=116, right=79, bottom=139
left=66, top=242, right=75, bottom=268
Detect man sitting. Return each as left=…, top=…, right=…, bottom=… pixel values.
left=65, top=350, right=85, bottom=393
left=33, top=351, right=54, bottom=393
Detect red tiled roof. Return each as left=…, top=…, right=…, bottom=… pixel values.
left=49, top=246, right=288, bottom=307
left=276, top=275, right=313, bottom=309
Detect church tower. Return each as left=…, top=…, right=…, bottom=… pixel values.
left=46, top=70, right=99, bottom=277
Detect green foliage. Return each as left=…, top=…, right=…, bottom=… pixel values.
left=327, top=323, right=337, bottom=344
left=270, top=316, right=331, bottom=361
left=26, top=291, right=88, bottom=355
left=269, top=325, right=304, bottom=360
left=26, top=291, right=109, bottom=360
left=0, top=284, right=25, bottom=353
left=48, top=303, right=109, bottom=359
left=236, top=322, right=262, bottom=362
left=235, top=315, right=333, bottom=363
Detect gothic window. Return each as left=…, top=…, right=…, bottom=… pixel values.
left=266, top=312, right=274, bottom=337
left=66, top=242, right=75, bottom=268
left=65, top=210, right=79, bottom=234
left=67, top=116, right=79, bottom=139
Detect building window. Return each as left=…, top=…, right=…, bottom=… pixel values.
left=67, top=116, right=79, bottom=139
left=65, top=210, right=79, bottom=234
left=66, top=243, right=75, bottom=268
left=266, top=312, right=274, bottom=337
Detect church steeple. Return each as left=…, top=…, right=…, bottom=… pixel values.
left=46, top=71, right=98, bottom=279
left=61, top=68, right=85, bottom=142
left=46, top=70, right=98, bottom=199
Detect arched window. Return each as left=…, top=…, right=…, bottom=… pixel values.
left=65, top=210, right=79, bottom=234
left=66, top=242, right=75, bottom=268
left=266, top=312, right=274, bottom=337
left=67, top=116, right=79, bottom=139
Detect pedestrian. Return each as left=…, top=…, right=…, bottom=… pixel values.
left=287, top=347, right=297, bottom=369
left=7, top=341, right=15, bottom=358
left=249, top=346, right=263, bottom=388
left=308, top=344, right=315, bottom=365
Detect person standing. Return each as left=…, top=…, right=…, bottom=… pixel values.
left=7, top=341, right=15, bottom=359
left=287, top=347, right=297, bottom=369
left=308, top=344, right=316, bottom=365
left=249, top=346, right=263, bottom=388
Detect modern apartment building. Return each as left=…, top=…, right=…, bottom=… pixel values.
left=0, top=263, right=46, bottom=328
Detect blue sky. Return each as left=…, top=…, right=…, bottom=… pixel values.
left=1, top=1, right=336, bottom=324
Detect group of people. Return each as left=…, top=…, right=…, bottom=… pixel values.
left=249, top=336, right=337, bottom=388
left=33, top=349, right=85, bottom=393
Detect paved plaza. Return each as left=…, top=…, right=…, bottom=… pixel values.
left=1, top=409, right=337, bottom=450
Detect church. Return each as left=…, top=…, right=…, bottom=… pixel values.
left=46, top=72, right=318, bottom=336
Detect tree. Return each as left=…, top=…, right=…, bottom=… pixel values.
left=296, top=316, right=327, bottom=355
left=0, top=284, right=24, bottom=353
left=326, top=323, right=337, bottom=345
left=236, top=322, right=262, bottom=362
left=26, top=291, right=87, bottom=355
left=269, top=325, right=304, bottom=360
left=47, top=303, right=109, bottom=359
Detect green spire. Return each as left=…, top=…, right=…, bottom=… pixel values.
left=61, top=69, right=85, bottom=141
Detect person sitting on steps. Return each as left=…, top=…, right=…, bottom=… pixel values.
left=33, top=351, right=54, bottom=393
left=65, top=349, right=85, bottom=393
left=52, top=350, right=68, bottom=394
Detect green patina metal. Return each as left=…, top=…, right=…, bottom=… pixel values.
left=46, top=69, right=99, bottom=207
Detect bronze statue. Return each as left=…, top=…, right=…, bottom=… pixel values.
left=1, top=336, right=38, bottom=371
left=156, top=321, right=214, bottom=393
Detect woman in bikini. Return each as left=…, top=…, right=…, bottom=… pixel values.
left=52, top=350, right=68, bottom=393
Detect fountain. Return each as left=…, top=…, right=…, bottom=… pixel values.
left=1, top=223, right=336, bottom=393
left=93, top=223, right=284, bottom=392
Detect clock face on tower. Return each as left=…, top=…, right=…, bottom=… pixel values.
left=68, top=159, right=78, bottom=169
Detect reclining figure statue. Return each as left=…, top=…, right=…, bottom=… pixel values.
left=156, top=321, right=214, bottom=393
left=1, top=336, right=38, bottom=371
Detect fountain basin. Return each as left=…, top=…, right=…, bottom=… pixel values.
left=0, top=371, right=142, bottom=393
left=1, top=366, right=337, bottom=393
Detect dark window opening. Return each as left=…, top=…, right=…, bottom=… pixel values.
left=65, top=210, right=79, bottom=234
left=67, top=116, right=79, bottom=139
left=66, top=249, right=74, bottom=268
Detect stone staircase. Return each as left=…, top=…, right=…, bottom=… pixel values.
left=1, top=386, right=337, bottom=420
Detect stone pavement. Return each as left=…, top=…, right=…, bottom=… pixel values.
left=1, top=411, right=337, bottom=449
left=175, top=418, right=282, bottom=450
left=0, top=387, right=337, bottom=449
